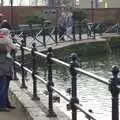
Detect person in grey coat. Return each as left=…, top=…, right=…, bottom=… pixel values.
left=58, top=12, right=67, bottom=41
left=0, top=28, right=16, bottom=112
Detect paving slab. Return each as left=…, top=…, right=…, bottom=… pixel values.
left=0, top=97, right=27, bottom=120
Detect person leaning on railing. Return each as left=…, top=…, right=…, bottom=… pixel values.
left=0, top=28, right=16, bottom=112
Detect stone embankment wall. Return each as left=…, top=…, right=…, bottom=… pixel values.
left=51, top=38, right=120, bottom=60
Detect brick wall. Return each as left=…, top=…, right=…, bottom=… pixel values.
left=0, top=6, right=120, bottom=26
left=88, top=8, right=120, bottom=23
left=0, top=6, right=44, bottom=26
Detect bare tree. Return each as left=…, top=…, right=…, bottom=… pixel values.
left=48, top=0, right=74, bottom=7
left=1, top=0, right=4, bottom=6
left=35, top=0, right=38, bottom=5
left=19, top=0, right=23, bottom=6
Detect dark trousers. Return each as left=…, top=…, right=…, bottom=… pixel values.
left=0, top=76, right=11, bottom=108
left=59, top=26, right=66, bottom=40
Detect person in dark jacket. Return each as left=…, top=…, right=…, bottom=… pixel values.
left=0, top=28, right=16, bottom=112
left=58, top=12, right=67, bottom=41
left=0, top=19, right=11, bottom=30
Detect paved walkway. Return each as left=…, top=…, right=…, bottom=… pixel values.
left=0, top=98, right=27, bottom=120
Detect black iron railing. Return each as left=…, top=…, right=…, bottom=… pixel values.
left=12, top=36, right=120, bottom=120
left=11, top=22, right=98, bottom=49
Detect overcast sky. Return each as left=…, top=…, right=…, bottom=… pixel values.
left=4, top=0, right=28, bottom=5
left=3, top=0, right=45, bottom=6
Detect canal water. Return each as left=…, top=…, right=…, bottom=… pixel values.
left=38, top=48, right=120, bottom=120
left=18, top=47, right=120, bottom=120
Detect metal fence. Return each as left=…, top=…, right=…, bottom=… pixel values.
left=12, top=34, right=120, bottom=120
left=11, top=22, right=98, bottom=49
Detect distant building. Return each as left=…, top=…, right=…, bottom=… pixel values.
left=75, top=0, right=120, bottom=8
left=79, top=0, right=120, bottom=8
left=47, top=0, right=120, bottom=8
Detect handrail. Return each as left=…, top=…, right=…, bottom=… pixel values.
left=52, top=57, right=109, bottom=85
left=13, top=41, right=120, bottom=120
left=14, top=60, right=96, bottom=120
left=14, top=43, right=97, bottom=120
left=15, top=43, right=110, bottom=86
left=74, top=103, right=96, bottom=120
left=75, top=67, right=109, bottom=85
left=18, top=45, right=109, bottom=86
left=51, top=58, right=109, bottom=86
left=15, top=59, right=70, bottom=102
left=11, top=27, right=42, bottom=33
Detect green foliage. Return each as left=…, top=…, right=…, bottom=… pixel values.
left=73, top=9, right=88, bottom=23
left=25, top=15, right=45, bottom=24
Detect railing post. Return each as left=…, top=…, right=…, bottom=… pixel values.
left=109, top=65, right=120, bottom=120
left=47, top=47, right=56, bottom=117
left=43, top=25, right=46, bottom=47
left=11, top=32, right=18, bottom=80
left=69, top=53, right=79, bottom=120
left=23, top=31, right=27, bottom=46
left=78, top=23, right=82, bottom=40
left=72, top=26, right=76, bottom=41
left=20, top=39, right=27, bottom=89
left=31, top=43, right=40, bottom=100
left=72, top=13, right=76, bottom=41
left=93, top=24, right=96, bottom=39
left=30, top=25, right=34, bottom=38
left=55, top=26, right=58, bottom=44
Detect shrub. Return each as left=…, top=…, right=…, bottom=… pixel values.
left=73, top=9, right=88, bottom=23
left=25, top=15, right=45, bottom=24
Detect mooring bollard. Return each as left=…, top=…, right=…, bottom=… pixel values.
left=31, top=43, right=40, bottom=100
left=109, top=65, right=120, bottom=120
left=47, top=47, right=56, bottom=117
left=69, top=53, right=79, bottom=120
left=20, top=39, right=27, bottom=89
